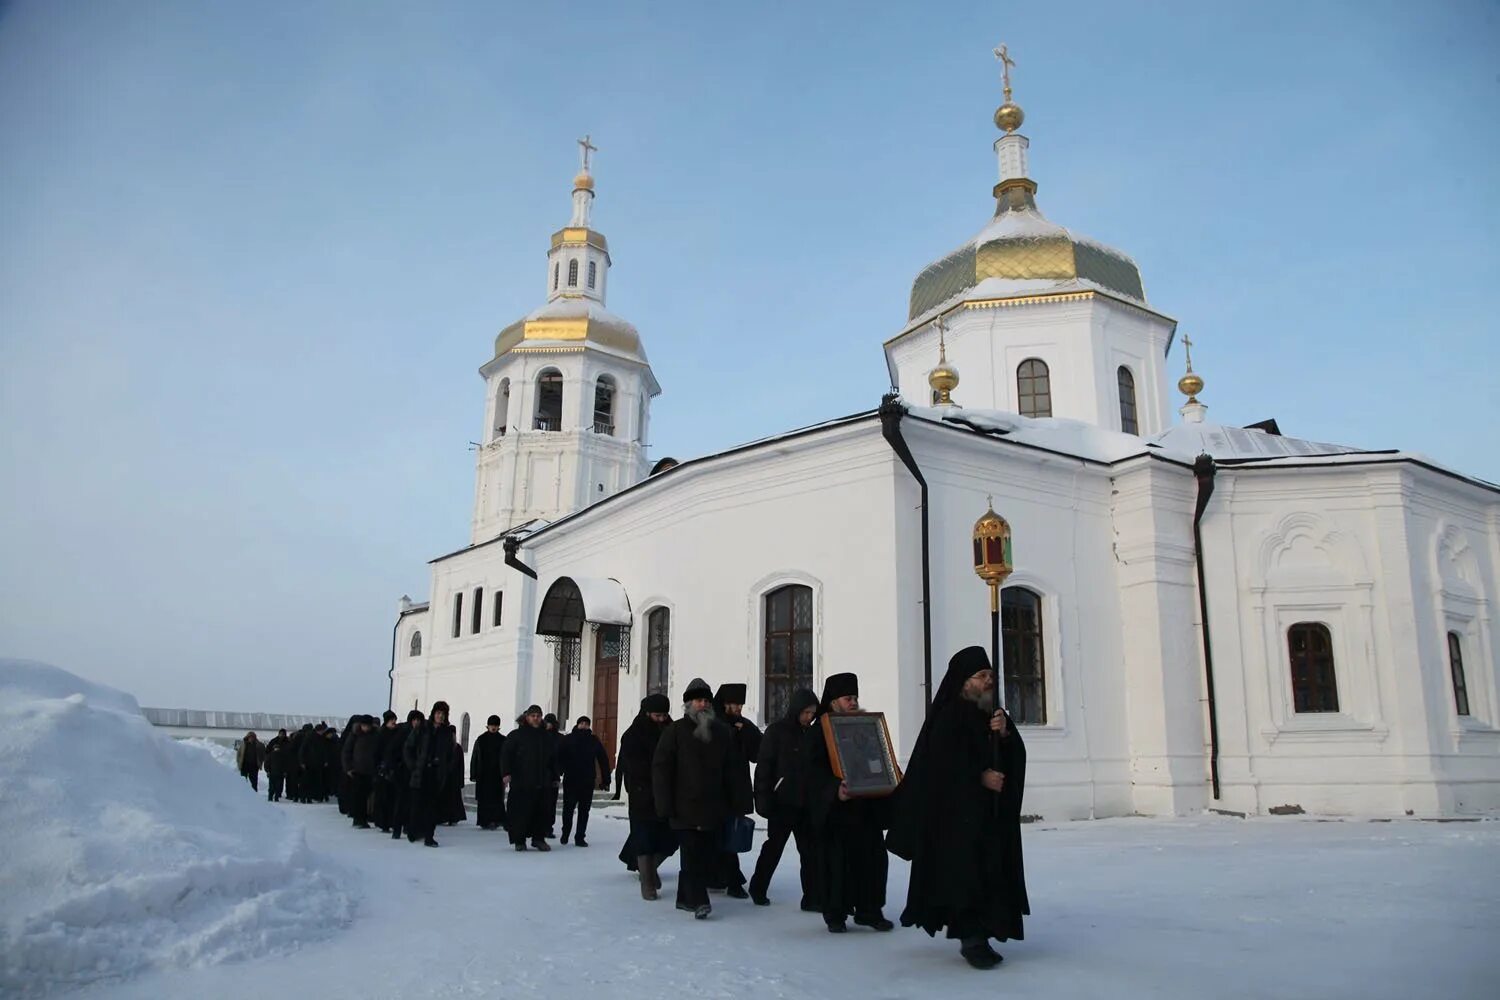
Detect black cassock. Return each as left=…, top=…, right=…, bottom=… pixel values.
left=805, top=718, right=890, bottom=923
left=887, top=646, right=1029, bottom=943
left=469, top=730, right=507, bottom=829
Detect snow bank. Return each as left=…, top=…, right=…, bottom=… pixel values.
left=0, top=660, right=356, bottom=997
left=177, top=736, right=239, bottom=770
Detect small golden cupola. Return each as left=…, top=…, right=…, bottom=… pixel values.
left=927, top=315, right=960, bottom=406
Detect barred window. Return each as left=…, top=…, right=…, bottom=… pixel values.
left=647, top=607, right=670, bottom=697
left=587, top=260, right=597, bottom=289
left=1288, top=623, right=1339, bottom=713
left=567, top=259, right=578, bottom=287
left=1001, top=587, right=1046, bottom=724
left=763, top=585, right=814, bottom=722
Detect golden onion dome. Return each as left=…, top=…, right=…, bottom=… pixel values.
left=908, top=205, right=1146, bottom=321
left=1178, top=371, right=1204, bottom=401
left=573, top=171, right=594, bottom=192
left=994, top=101, right=1025, bottom=133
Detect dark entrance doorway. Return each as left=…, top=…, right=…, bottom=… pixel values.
left=592, top=625, right=624, bottom=769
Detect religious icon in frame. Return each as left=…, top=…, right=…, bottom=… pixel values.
left=820, top=711, right=903, bottom=798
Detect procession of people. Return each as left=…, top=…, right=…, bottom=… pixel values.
left=238, top=646, right=1029, bottom=970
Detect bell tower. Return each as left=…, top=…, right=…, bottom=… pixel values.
left=470, top=139, right=662, bottom=542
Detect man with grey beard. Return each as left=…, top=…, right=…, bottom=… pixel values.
left=887, top=646, right=1029, bottom=971
left=653, top=677, right=752, bottom=919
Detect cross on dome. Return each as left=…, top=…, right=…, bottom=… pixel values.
left=993, top=42, right=1025, bottom=133
left=577, top=134, right=597, bottom=173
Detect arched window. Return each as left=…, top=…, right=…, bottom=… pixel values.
left=567, top=259, right=579, bottom=287
left=451, top=592, right=463, bottom=638
left=1117, top=366, right=1138, bottom=435
left=593, top=375, right=616, bottom=435
left=552, top=262, right=559, bottom=291
left=495, top=378, right=512, bottom=436
left=646, top=607, right=671, bottom=697
left=460, top=713, right=471, bottom=753
left=1288, top=623, right=1339, bottom=713
left=763, top=585, right=814, bottom=722
left=409, top=631, right=422, bottom=657
left=1001, top=587, right=1046, bottom=724
left=587, top=260, right=597, bottom=289
left=534, top=368, right=563, bottom=431
left=493, top=591, right=504, bottom=628
left=1448, top=632, right=1471, bottom=716
left=1017, top=359, right=1052, bottom=418
left=471, top=587, right=483, bottom=634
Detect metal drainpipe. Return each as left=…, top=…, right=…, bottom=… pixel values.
left=504, top=535, right=538, bottom=579
left=878, top=394, right=934, bottom=715
left=387, top=616, right=399, bottom=714
left=1191, top=453, right=1221, bottom=800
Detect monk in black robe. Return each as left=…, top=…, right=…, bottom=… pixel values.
left=887, top=646, right=1029, bottom=970
left=469, top=715, right=507, bottom=830
left=805, top=672, right=893, bottom=934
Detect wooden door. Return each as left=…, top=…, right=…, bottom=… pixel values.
left=592, top=626, right=622, bottom=771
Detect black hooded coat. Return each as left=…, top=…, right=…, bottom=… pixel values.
left=887, top=646, right=1029, bottom=942
left=754, top=688, right=819, bottom=821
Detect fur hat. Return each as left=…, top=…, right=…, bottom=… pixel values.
left=642, top=693, right=671, bottom=714
left=406, top=709, right=424, bottom=723
left=715, top=683, right=748, bottom=705
left=486, top=714, right=501, bottom=727
left=430, top=700, right=450, bottom=717
left=576, top=715, right=592, bottom=726
left=683, top=677, right=713, bottom=702
left=524, top=704, right=543, bottom=716
left=820, top=672, right=859, bottom=709
left=382, top=710, right=397, bottom=722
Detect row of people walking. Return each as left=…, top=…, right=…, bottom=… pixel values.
left=238, top=647, right=1030, bottom=971
left=619, top=648, right=1032, bottom=969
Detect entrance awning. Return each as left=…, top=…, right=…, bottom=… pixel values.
left=535, top=576, right=632, bottom=636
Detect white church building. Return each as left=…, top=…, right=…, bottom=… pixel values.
left=388, top=76, right=1500, bottom=820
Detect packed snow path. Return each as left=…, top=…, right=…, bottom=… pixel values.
left=79, top=800, right=1498, bottom=999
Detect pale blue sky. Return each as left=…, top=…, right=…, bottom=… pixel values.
left=2, top=1, right=1496, bottom=713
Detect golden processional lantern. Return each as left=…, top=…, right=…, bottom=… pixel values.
left=973, top=496, right=1013, bottom=711
left=973, top=498, right=1014, bottom=601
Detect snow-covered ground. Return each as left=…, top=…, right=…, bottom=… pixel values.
left=77, top=798, right=1499, bottom=999
left=5, top=658, right=1495, bottom=999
